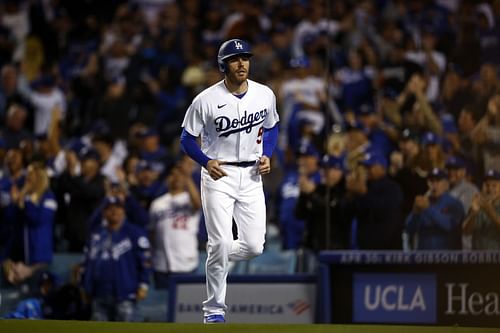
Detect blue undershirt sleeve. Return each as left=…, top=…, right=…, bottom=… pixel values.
left=180, top=128, right=210, bottom=168
left=263, top=123, right=279, bottom=158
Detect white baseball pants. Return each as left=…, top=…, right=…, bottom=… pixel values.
left=200, top=164, right=266, bottom=317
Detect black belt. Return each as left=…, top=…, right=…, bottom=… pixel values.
left=224, top=161, right=256, bottom=167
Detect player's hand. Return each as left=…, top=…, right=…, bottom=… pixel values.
left=470, top=193, right=481, bottom=213
left=414, top=195, right=429, bottom=212
left=258, top=156, right=271, bottom=175
left=136, top=285, right=148, bottom=301
left=299, top=176, right=315, bottom=194
left=207, top=160, right=228, bottom=180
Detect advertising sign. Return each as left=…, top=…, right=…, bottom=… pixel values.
left=318, top=250, right=500, bottom=327
left=168, top=275, right=316, bottom=323
left=353, top=273, right=436, bottom=324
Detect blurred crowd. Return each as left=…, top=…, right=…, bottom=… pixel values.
left=0, top=0, right=500, bottom=321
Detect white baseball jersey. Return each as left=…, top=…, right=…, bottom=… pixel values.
left=182, top=78, right=279, bottom=318
left=149, top=191, right=200, bottom=273
left=182, top=79, right=279, bottom=161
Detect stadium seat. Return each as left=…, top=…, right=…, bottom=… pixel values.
left=296, top=248, right=319, bottom=274
left=246, top=250, right=297, bottom=275
left=195, top=250, right=207, bottom=274
left=48, top=253, right=84, bottom=284
left=139, top=288, right=169, bottom=322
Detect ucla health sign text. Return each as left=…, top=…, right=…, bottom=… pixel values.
left=353, top=273, right=436, bottom=323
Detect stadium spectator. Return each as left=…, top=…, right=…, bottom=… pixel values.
left=2, top=270, right=89, bottom=320
left=356, top=102, right=396, bottom=159
left=476, top=4, right=500, bottom=68
left=344, top=151, right=404, bottom=249
left=93, top=76, right=133, bottom=141
left=343, top=120, right=371, bottom=172
left=0, top=64, right=33, bottom=128
left=2, top=162, right=57, bottom=287
left=405, top=168, right=464, bottom=250
left=391, top=128, right=429, bottom=219
left=276, top=142, right=321, bottom=250
left=279, top=55, right=326, bottom=145
left=80, top=195, right=152, bottom=322
left=455, top=104, right=482, bottom=176
left=136, top=127, right=172, bottom=177
left=462, top=169, right=500, bottom=250
left=87, top=180, right=149, bottom=232
left=445, top=155, right=479, bottom=250
left=91, top=133, right=127, bottom=184
left=21, top=74, right=66, bottom=136
left=149, top=162, right=202, bottom=289
left=0, top=103, right=31, bottom=149
left=471, top=93, right=500, bottom=172
left=445, top=156, right=478, bottom=214
left=333, top=48, right=375, bottom=114
left=417, top=131, right=446, bottom=172
left=295, top=154, right=349, bottom=251
left=129, top=159, right=167, bottom=211
left=400, top=74, right=443, bottom=136
left=54, top=147, right=105, bottom=252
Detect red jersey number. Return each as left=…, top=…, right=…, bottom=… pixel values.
left=256, top=126, right=263, bottom=144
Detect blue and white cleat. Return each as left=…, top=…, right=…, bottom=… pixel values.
left=204, top=314, right=226, bottom=323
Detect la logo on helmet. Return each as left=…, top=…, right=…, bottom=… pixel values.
left=234, top=41, right=243, bottom=49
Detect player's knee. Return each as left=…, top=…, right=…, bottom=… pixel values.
left=208, top=241, right=232, bottom=257
left=246, top=243, right=264, bottom=258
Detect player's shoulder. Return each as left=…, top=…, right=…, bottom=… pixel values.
left=248, top=79, right=275, bottom=95
left=191, top=80, right=225, bottom=103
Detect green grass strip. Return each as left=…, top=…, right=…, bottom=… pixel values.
left=1, top=320, right=500, bottom=333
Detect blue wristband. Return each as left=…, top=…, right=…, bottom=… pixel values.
left=263, top=124, right=279, bottom=157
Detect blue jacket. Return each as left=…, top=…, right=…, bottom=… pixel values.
left=405, top=193, right=464, bottom=250
left=277, top=169, right=321, bottom=249
left=21, top=191, right=57, bottom=264
left=81, top=220, right=152, bottom=301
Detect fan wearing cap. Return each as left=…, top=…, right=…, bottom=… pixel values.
left=417, top=131, right=446, bottom=171
left=445, top=156, right=478, bottom=215
left=463, top=169, right=500, bottom=250
left=391, top=128, right=421, bottom=176
left=136, top=127, right=172, bottom=177
left=80, top=195, right=152, bottom=322
left=56, top=147, right=106, bottom=252
left=445, top=156, right=479, bottom=250
left=128, top=159, right=167, bottom=211
left=277, top=142, right=321, bottom=250
left=405, top=168, right=465, bottom=250
left=357, top=102, right=396, bottom=159
left=149, top=161, right=202, bottom=288
left=391, top=128, right=429, bottom=219
left=295, top=155, right=349, bottom=251
left=281, top=55, right=326, bottom=136
left=344, top=151, right=404, bottom=249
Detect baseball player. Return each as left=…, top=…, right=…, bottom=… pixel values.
left=180, top=38, right=279, bottom=323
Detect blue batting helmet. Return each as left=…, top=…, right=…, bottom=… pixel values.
left=217, top=39, right=253, bottom=72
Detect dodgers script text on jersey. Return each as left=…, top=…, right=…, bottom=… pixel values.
left=182, top=79, right=279, bottom=162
